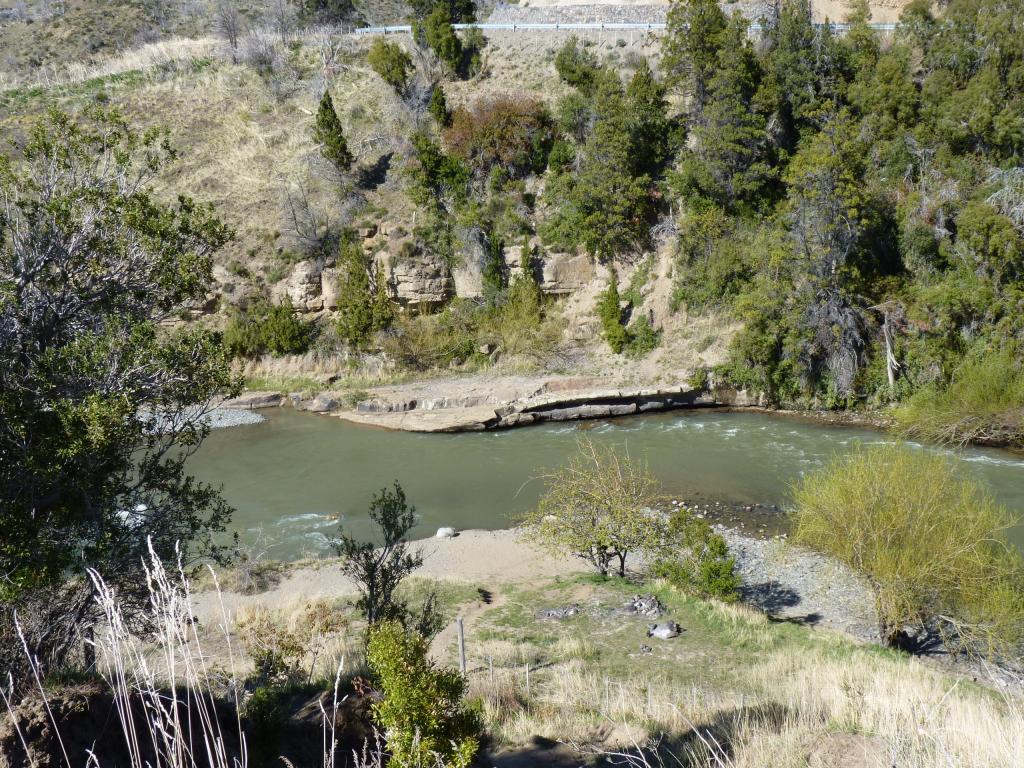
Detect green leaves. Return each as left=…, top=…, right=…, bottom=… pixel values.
left=313, top=91, right=353, bottom=173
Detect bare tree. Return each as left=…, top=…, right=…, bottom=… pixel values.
left=215, top=0, right=244, bottom=61
left=270, top=0, right=295, bottom=44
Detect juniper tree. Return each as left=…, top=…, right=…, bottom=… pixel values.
left=313, top=91, right=353, bottom=173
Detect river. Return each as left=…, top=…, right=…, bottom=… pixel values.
left=185, top=408, right=1024, bottom=560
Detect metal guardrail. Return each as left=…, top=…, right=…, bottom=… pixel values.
left=354, top=21, right=899, bottom=35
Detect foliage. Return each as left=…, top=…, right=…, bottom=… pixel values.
left=651, top=509, right=741, bottom=602
left=429, top=84, right=450, bottom=126
left=520, top=438, right=666, bottom=577
left=224, top=297, right=313, bottom=358
left=0, top=108, right=237, bottom=680
left=444, top=96, right=553, bottom=182
left=541, top=58, right=668, bottom=260
left=792, top=444, right=1024, bottom=656
left=332, top=483, right=439, bottom=636
left=236, top=601, right=345, bottom=685
left=334, top=234, right=392, bottom=349
left=366, top=619, right=481, bottom=768
left=422, top=3, right=463, bottom=75
left=408, top=131, right=469, bottom=208
left=367, top=38, right=412, bottom=92
left=624, top=314, right=660, bottom=358
left=313, top=90, right=352, bottom=173
left=596, top=271, right=629, bottom=353
left=895, top=347, right=1024, bottom=446
left=554, top=36, right=600, bottom=96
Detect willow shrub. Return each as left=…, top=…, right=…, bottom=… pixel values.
left=895, top=348, right=1024, bottom=447
left=792, top=444, right=1024, bottom=657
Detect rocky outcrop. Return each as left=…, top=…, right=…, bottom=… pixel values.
left=275, top=259, right=324, bottom=312
left=541, top=251, right=595, bottom=294
left=379, top=248, right=454, bottom=309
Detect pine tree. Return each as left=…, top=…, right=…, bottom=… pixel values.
left=596, top=270, right=629, bottom=353
left=313, top=91, right=353, bottom=173
left=372, top=262, right=395, bottom=331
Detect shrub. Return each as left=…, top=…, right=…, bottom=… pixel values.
left=444, top=96, right=553, bottom=181
left=313, top=91, right=353, bottom=173
left=520, top=438, right=666, bottom=577
left=335, top=235, right=392, bottom=349
left=651, top=509, right=740, bottom=602
left=224, top=297, right=313, bottom=358
left=368, top=38, right=412, bottom=92
left=381, top=300, right=479, bottom=371
left=894, top=347, right=1024, bottom=447
left=791, top=443, right=1024, bottom=656
left=625, top=315, right=660, bottom=358
left=366, top=620, right=481, bottom=768
left=554, top=36, right=600, bottom=95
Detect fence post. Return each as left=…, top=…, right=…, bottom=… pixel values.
left=456, top=617, right=467, bottom=676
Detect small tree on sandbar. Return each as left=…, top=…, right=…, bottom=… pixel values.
left=521, top=438, right=665, bottom=577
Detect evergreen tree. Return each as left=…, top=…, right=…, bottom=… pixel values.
left=690, top=12, right=774, bottom=204
left=423, top=3, right=463, bottom=74
left=313, top=91, right=353, bottom=172
left=429, top=84, right=449, bottom=126
left=367, top=38, right=413, bottom=92
left=663, top=0, right=727, bottom=117
left=372, top=262, right=395, bottom=330
left=626, top=59, right=671, bottom=177
left=335, top=235, right=375, bottom=348
left=596, top=270, right=629, bottom=353
left=482, top=231, right=507, bottom=308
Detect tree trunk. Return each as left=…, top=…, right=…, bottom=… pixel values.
left=616, top=552, right=627, bottom=577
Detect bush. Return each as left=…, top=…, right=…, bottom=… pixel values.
left=651, top=510, right=740, bottom=602
left=444, top=96, right=553, bottom=181
left=429, top=84, right=450, bottom=126
left=224, top=297, right=313, bottom=358
left=335, top=235, right=392, bottom=349
left=520, top=438, right=666, bottom=577
left=367, top=38, right=412, bottom=92
left=366, top=620, right=481, bottom=768
left=381, top=300, right=480, bottom=371
left=792, top=443, right=1024, bottom=656
left=895, top=347, right=1024, bottom=447
left=554, top=35, right=600, bottom=95
left=625, top=315, right=660, bottom=358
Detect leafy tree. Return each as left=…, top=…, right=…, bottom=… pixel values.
left=429, top=84, right=449, bottom=126
left=409, top=131, right=469, bottom=208
left=313, top=91, right=353, bottom=172
left=332, top=483, right=436, bottom=632
left=792, top=444, right=1024, bottom=655
left=0, top=109, right=236, bottom=679
left=367, top=38, right=412, bottom=92
left=366, top=620, right=481, bottom=768
left=224, top=297, right=314, bottom=358
left=444, top=95, right=553, bottom=181
left=521, top=438, right=666, bottom=577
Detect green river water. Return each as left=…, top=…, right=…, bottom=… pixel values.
left=186, top=408, right=1024, bottom=560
